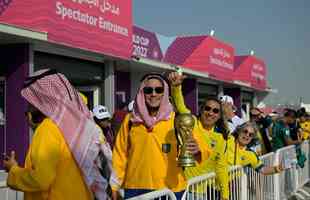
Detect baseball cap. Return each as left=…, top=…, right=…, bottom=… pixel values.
left=220, top=95, right=237, bottom=112
left=93, top=105, right=111, bottom=120
left=220, top=95, right=234, bottom=105
left=128, top=100, right=134, bottom=112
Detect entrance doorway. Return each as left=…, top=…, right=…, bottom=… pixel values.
left=77, top=86, right=100, bottom=111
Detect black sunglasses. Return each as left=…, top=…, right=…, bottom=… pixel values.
left=242, top=129, right=255, bottom=138
left=143, top=87, right=164, bottom=94
left=204, top=106, right=220, bottom=114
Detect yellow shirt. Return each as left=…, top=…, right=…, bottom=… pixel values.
left=300, top=121, right=310, bottom=140
left=226, top=140, right=263, bottom=170
left=112, top=112, right=210, bottom=192
left=171, top=85, right=231, bottom=199
left=7, top=118, right=92, bottom=200
left=184, top=120, right=233, bottom=199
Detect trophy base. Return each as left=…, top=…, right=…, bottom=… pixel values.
left=178, top=157, right=196, bottom=167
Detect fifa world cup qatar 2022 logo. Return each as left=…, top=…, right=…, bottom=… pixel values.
left=0, top=0, right=12, bottom=16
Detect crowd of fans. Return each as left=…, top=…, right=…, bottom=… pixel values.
left=2, top=69, right=309, bottom=200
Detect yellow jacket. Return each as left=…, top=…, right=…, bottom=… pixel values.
left=111, top=112, right=210, bottom=192
left=171, top=85, right=231, bottom=199
left=226, top=140, right=263, bottom=170
left=300, top=121, right=310, bottom=140
left=171, top=85, right=263, bottom=198
left=7, top=118, right=92, bottom=200
left=184, top=121, right=233, bottom=199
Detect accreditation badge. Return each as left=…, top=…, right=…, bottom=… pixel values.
left=162, top=143, right=171, bottom=153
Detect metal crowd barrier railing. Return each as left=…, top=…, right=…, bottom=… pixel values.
left=260, top=152, right=275, bottom=200
left=127, top=188, right=177, bottom=200
left=0, top=141, right=309, bottom=200
left=245, top=152, right=275, bottom=200
left=246, top=141, right=310, bottom=200
left=295, top=140, right=310, bottom=199
left=181, top=165, right=246, bottom=200
left=0, top=171, right=23, bottom=200
left=274, top=144, right=298, bottom=199
left=168, top=141, right=310, bottom=200
left=181, top=171, right=217, bottom=200
left=228, top=165, right=246, bottom=200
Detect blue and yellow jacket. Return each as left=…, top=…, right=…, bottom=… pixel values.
left=171, top=85, right=234, bottom=199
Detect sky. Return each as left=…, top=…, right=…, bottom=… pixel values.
left=133, top=0, right=310, bottom=106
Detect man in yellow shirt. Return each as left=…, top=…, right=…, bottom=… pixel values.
left=168, top=71, right=231, bottom=200
left=297, top=109, right=310, bottom=140
left=4, top=117, right=92, bottom=200
left=3, top=69, right=110, bottom=199
left=111, top=73, right=209, bottom=200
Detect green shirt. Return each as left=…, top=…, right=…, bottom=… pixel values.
left=272, top=120, right=291, bottom=151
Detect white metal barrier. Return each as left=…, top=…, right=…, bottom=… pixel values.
left=229, top=166, right=246, bottom=200
left=274, top=144, right=299, bottom=200
left=260, top=152, right=275, bottom=200
left=0, top=171, right=23, bottom=200
left=0, top=142, right=309, bottom=200
left=182, top=166, right=246, bottom=200
left=295, top=141, right=310, bottom=199
left=245, top=152, right=275, bottom=200
left=127, top=188, right=177, bottom=200
left=298, top=141, right=310, bottom=186
left=130, top=142, right=310, bottom=200
left=181, top=171, right=217, bottom=200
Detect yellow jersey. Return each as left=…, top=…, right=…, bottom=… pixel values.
left=111, top=112, right=210, bottom=192
left=226, top=140, right=264, bottom=170
left=300, top=121, right=310, bottom=140
left=7, top=118, right=92, bottom=200
left=171, top=85, right=232, bottom=199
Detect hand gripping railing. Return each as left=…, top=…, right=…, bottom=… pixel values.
left=246, top=152, right=275, bottom=200
left=273, top=144, right=298, bottom=200
left=0, top=171, right=23, bottom=200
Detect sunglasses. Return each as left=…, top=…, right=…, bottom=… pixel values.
left=143, top=87, right=164, bottom=94
left=204, top=106, right=220, bottom=114
left=242, top=129, right=255, bottom=138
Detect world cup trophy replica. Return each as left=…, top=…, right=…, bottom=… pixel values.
left=175, top=113, right=196, bottom=167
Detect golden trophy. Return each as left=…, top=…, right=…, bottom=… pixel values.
left=175, top=113, right=196, bottom=167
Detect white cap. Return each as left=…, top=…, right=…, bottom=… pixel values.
left=93, top=105, right=111, bottom=120
left=220, top=95, right=234, bottom=105
left=128, top=101, right=134, bottom=112
left=220, top=95, right=237, bottom=112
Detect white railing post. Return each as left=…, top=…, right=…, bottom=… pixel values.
left=273, top=151, right=281, bottom=200
left=127, top=188, right=177, bottom=200
left=240, top=169, right=248, bottom=200
left=0, top=171, right=23, bottom=200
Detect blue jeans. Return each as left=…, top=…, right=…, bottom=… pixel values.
left=125, top=189, right=184, bottom=200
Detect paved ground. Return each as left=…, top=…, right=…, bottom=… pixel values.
left=289, top=182, right=310, bottom=200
